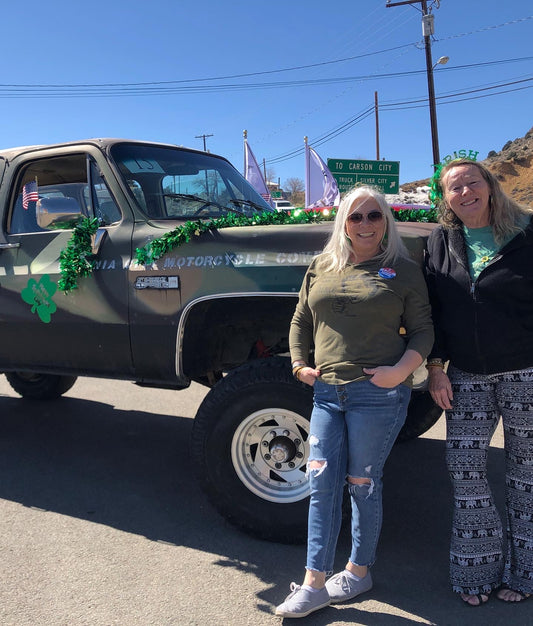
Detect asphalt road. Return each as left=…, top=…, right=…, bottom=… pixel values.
left=0, top=375, right=530, bottom=626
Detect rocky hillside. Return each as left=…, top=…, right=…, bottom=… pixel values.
left=399, top=127, right=533, bottom=206
left=485, top=127, right=533, bottom=205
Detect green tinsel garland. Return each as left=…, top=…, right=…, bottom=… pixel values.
left=135, top=208, right=438, bottom=266
left=135, top=209, right=337, bottom=265
left=394, top=208, right=438, bottom=222
left=429, top=162, right=445, bottom=206
left=58, top=217, right=100, bottom=293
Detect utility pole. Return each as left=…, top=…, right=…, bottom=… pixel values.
left=386, top=0, right=441, bottom=169
left=195, top=133, right=214, bottom=152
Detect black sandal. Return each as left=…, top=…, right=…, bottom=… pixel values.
left=460, top=592, right=490, bottom=607
left=496, top=586, right=531, bottom=603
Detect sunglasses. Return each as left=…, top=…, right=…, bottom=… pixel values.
left=347, top=210, right=383, bottom=224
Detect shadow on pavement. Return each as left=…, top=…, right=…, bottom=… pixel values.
left=0, top=394, right=529, bottom=625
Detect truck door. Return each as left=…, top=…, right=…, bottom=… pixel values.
left=0, top=151, right=134, bottom=376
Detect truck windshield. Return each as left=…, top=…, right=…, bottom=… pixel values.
left=110, top=143, right=274, bottom=219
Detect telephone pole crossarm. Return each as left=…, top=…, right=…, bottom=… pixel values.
left=195, top=133, right=214, bottom=152
left=386, top=1, right=423, bottom=6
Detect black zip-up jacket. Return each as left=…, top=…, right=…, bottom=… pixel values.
left=425, top=217, right=533, bottom=375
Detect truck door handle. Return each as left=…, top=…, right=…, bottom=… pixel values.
left=0, top=242, right=20, bottom=249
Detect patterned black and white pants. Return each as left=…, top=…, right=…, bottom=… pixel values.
left=446, top=365, right=533, bottom=596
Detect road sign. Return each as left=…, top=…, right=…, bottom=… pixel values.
left=327, top=159, right=400, bottom=195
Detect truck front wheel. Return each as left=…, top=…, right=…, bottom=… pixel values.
left=5, top=372, right=77, bottom=399
left=191, top=358, right=312, bottom=544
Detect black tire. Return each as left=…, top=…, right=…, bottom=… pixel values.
left=5, top=372, right=77, bottom=400
left=191, top=359, right=442, bottom=543
left=191, top=358, right=313, bottom=544
left=397, top=388, right=443, bottom=442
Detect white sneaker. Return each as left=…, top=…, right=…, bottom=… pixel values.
left=275, top=583, right=331, bottom=618
left=325, top=570, right=373, bottom=603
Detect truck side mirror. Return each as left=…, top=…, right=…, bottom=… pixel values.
left=36, top=197, right=83, bottom=230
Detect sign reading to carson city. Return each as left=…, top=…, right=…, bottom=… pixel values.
left=327, top=158, right=400, bottom=194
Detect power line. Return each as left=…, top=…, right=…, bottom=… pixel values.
left=0, top=57, right=529, bottom=98
left=0, top=44, right=416, bottom=88
left=434, top=16, right=533, bottom=44
left=380, top=77, right=533, bottom=109
left=385, top=83, right=533, bottom=110
left=264, top=76, right=533, bottom=166
left=266, top=106, right=376, bottom=165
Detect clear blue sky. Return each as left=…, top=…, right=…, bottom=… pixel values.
left=1, top=0, right=531, bottom=187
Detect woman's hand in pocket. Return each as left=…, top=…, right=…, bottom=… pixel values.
left=363, top=365, right=404, bottom=388
left=298, top=367, right=321, bottom=386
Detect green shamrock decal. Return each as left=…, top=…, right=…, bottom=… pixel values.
left=21, top=275, right=58, bottom=323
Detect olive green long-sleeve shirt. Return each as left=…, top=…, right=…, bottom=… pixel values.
left=289, top=254, right=434, bottom=386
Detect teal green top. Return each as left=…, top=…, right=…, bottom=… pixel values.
left=463, top=225, right=499, bottom=281
left=463, top=224, right=519, bottom=280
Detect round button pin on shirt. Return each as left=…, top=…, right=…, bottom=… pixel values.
left=379, top=267, right=396, bottom=279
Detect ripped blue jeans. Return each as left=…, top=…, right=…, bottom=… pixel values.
left=306, top=379, right=410, bottom=574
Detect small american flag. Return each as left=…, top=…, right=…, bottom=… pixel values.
left=22, top=180, right=38, bottom=210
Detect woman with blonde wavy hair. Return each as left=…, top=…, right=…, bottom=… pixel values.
left=275, top=185, right=434, bottom=618
left=425, top=158, right=533, bottom=607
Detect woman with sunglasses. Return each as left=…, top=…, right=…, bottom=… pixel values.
left=276, top=185, right=434, bottom=618
left=425, top=159, right=533, bottom=607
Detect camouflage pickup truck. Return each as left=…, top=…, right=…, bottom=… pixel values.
left=0, top=138, right=440, bottom=543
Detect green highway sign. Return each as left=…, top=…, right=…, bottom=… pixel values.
left=327, top=159, right=400, bottom=194
left=328, top=159, right=400, bottom=175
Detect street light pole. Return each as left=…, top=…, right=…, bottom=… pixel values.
left=386, top=0, right=442, bottom=169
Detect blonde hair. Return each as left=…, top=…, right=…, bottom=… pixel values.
left=436, top=159, right=532, bottom=244
left=320, top=185, right=408, bottom=272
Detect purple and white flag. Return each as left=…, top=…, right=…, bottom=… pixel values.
left=244, top=139, right=274, bottom=208
left=305, top=144, right=340, bottom=208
